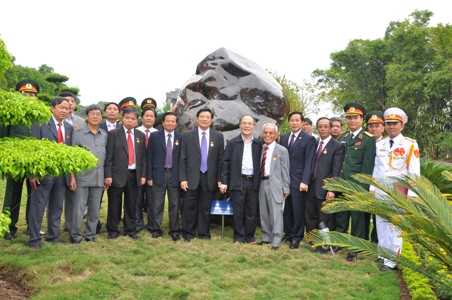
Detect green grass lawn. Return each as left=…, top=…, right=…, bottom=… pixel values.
left=0, top=179, right=401, bottom=299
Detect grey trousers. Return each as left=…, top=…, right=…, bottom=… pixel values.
left=150, top=171, right=180, bottom=236
left=28, top=176, right=67, bottom=247
left=70, top=186, right=103, bottom=242
left=259, top=179, right=284, bottom=247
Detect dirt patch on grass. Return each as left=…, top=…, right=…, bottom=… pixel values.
left=396, top=269, right=412, bottom=300
left=0, top=272, right=30, bottom=300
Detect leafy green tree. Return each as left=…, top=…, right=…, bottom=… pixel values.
left=311, top=173, right=452, bottom=292
left=313, top=10, right=452, bottom=156
left=270, top=71, right=321, bottom=134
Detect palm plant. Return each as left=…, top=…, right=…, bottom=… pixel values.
left=311, top=172, right=452, bottom=291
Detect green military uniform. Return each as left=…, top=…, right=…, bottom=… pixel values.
left=335, top=103, right=376, bottom=241
left=2, top=79, right=40, bottom=239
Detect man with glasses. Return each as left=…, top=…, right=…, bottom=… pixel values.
left=220, top=115, right=262, bottom=244
left=69, top=105, right=107, bottom=243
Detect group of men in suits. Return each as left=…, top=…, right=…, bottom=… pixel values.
left=3, top=81, right=418, bottom=270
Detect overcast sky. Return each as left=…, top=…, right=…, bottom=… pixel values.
left=1, top=0, right=450, bottom=118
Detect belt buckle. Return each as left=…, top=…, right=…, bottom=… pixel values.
left=246, top=175, right=252, bottom=180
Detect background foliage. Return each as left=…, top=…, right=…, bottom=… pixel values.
left=314, top=10, right=452, bottom=158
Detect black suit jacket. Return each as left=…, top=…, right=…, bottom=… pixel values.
left=220, top=134, right=262, bottom=191
left=147, top=129, right=182, bottom=187
left=313, top=137, right=345, bottom=199
left=99, top=121, right=121, bottom=132
left=179, top=128, right=224, bottom=191
left=280, top=131, right=316, bottom=189
left=104, top=127, right=147, bottom=187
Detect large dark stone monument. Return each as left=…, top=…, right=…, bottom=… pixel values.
left=176, top=47, right=289, bottom=142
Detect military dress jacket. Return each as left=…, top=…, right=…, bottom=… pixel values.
left=339, top=128, right=376, bottom=190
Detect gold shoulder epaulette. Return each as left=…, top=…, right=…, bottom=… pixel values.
left=405, top=137, right=417, bottom=143
left=342, top=132, right=349, bottom=137
left=364, top=131, right=373, bottom=137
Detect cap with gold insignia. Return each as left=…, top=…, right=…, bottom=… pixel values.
left=365, top=110, right=384, bottom=124
left=384, top=107, right=407, bottom=124
left=118, top=97, right=137, bottom=111
left=344, top=102, right=366, bottom=117
left=141, top=97, right=157, bottom=111
left=15, top=79, right=40, bottom=94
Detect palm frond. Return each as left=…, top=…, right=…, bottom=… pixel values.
left=311, top=230, right=452, bottom=290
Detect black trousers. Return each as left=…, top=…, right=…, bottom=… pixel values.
left=106, top=172, right=139, bottom=237
left=182, top=172, right=213, bottom=240
left=230, top=178, right=258, bottom=243
left=2, top=176, right=31, bottom=236
left=305, top=182, right=335, bottom=233
left=150, top=170, right=180, bottom=236
left=283, top=187, right=307, bottom=243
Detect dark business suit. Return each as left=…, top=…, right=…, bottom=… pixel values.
left=280, top=130, right=316, bottom=243
left=96, top=120, right=121, bottom=233
left=305, top=137, right=345, bottom=232
left=335, top=128, right=376, bottom=239
left=220, top=134, right=261, bottom=242
left=99, top=121, right=121, bottom=133
left=179, top=128, right=224, bottom=240
left=147, top=129, right=182, bottom=237
left=104, top=127, right=146, bottom=238
left=27, top=118, right=73, bottom=247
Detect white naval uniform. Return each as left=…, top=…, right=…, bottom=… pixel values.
left=370, top=133, right=420, bottom=268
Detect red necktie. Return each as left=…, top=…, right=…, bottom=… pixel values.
left=145, top=129, right=150, bottom=149
left=57, top=123, right=64, bottom=143
left=313, top=141, right=324, bottom=180
left=260, top=146, right=268, bottom=178
left=127, top=130, right=134, bottom=166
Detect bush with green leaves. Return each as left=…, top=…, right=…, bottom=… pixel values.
left=0, top=209, right=11, bottom=237
left=0, top=89, right=51, bottom=126
left=0, top=138, right=99, bottom=180
left=311, top=172, right=452, bottom=293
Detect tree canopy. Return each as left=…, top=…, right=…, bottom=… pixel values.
left=314, top=10, right=452, bottom=156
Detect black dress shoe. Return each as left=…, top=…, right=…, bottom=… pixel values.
left=289, top=241, right=300, bottom=249
left=128, top=234, right=141, bottom=240
left=151, top=233, right=161, bottom=239
left=257, top=241, right=271, bottom=246
left=85, top=237, right=97, bottom=242
left=184, top=238, right=190, bottom=243
left=4, top=234, right=14, bottom=240
left=331, top=246, right=341, bottom=252
left=271, top=246, right=279, bottom=250
left=108, top=233, right=118, bottom=240
left=171, top=235, right=180, bottom=241
left=198, top=236, right=211, bottom=240
left=282, top=237, right=290, bottom=243
left=375, top=257, right=384, bottom=264
left=29, top=244, right=41, bottom=249
left=347, top=252, right=358, bottom=261
left=380, top=265, right=397, bottom=271
left=71, top=239, right=81, bottom=244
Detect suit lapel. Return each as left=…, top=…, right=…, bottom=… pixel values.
left=158, top=130, right=167, bottom=151
left=269, top=145, right=277, bottom=174
left=119, top=128, right=128, bottom=154
left=48, top=118, right=58, bottom=140
left=63, top=122, right=72, bottom=145
left=193, top=129, right=201, bottom=154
